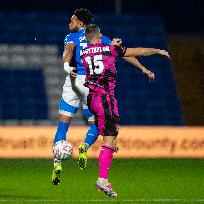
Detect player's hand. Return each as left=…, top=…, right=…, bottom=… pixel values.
left=158, top=50, right=170, bottom=58
left=111, top=38, right=122, bottom=46
left=143, top=70, right=155, bottom=81
left=70, top=67, right=77, bottom=78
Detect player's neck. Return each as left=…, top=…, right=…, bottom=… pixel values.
left=89, top=39, right=101, bottom=45
left=79, top=27, right=85, bottom=31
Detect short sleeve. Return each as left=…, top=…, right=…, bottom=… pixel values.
left=64, top=34, right=76, bottom=46
left=110, top=45, right=127, bottom=58
left=102, top=35, right=112, bottom=45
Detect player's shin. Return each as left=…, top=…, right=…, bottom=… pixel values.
left=84, top=123, right=99, bottom=148
left=98, top=144, right=114, bottom=184
left=53, top=121, right=70, bottom=166
left=78, top=122, right=98, bottom=169
left=52, top=121, right=71, bottom=185
left=96, top=142, right=117, bottom=197
left=54, top=121, right=69, bottom=144
left=78, top=113, right=98, bottom=169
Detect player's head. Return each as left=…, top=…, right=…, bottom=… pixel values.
left=69, top=8, right=93, bottom=32
left=85, top=24, right=102, bottom=44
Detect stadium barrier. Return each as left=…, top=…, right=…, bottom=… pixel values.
left=0, top=126, right=203, bottom=158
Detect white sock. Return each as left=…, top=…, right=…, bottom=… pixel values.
left=84, top=143, right=89, bottom=149
left=98, top=177, right=108, bottom=186
left=54, top=158, right=61, bottom=166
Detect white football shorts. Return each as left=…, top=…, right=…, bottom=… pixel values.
left=60, top=74, right=94, bottom=121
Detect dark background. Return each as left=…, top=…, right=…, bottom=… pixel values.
left=0, top=0, right=203, bottom=125
left=2, top=0, right=204, bottom=34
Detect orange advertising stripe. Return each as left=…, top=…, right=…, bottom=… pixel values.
left=0, top=126, right=203, bottom=158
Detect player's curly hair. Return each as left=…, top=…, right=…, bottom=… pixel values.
left=74, top=8, right=93, bottom=26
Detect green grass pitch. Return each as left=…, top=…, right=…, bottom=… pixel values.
left=0, top=159, right=203, bottom=203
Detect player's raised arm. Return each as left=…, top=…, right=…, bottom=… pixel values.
left=110, top=39, right=156, bottom=80
left=122, top=57, right=155, bottom=80
left=110, top=44, right=156, bottom=80
left=124, top=48, right=170, bottom=58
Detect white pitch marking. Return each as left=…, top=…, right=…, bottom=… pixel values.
left=0, top=199, right=203, bottom=203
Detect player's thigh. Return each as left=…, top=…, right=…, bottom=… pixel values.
left=62, top=76, right=81, bottom=109
left=75, top=75, right=89, bottom=105
left=89, top=94, right=120, bottom=137
left=110, top=95, right=120, bottom=119
left=101, top=94, right=120, bottom=136
left=87, top=94, right=106, bottom=135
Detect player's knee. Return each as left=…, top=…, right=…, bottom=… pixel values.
left=83, top=108, right=93, bottom=118
left=59, top=114, right=72, bottom=123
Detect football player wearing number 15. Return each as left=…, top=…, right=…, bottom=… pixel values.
left=81, top=24, right=170, bottom=197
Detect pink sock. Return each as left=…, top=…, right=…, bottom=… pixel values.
left=98, top=145, right=114, bottom=179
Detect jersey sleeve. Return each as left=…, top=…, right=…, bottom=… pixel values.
left=101, top=35, right=112, bottom=45
left=64, top=33, right=76, bottom=46
left=110, top=45, right=127, bottom=58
